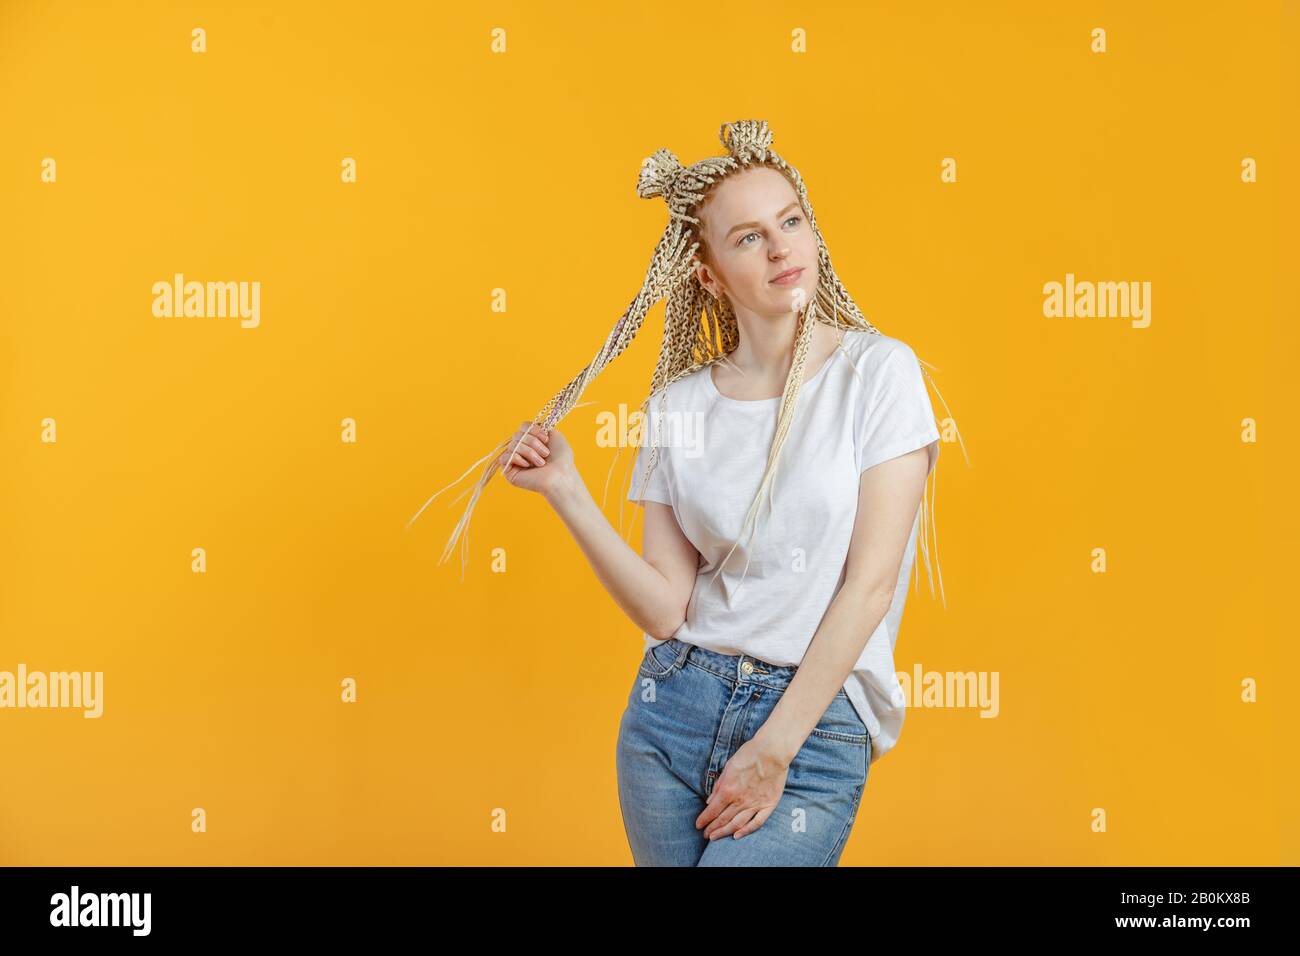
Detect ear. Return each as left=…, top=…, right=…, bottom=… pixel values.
left=693, top=259, right=723, bottom=299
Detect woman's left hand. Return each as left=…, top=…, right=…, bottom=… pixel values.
left=695, top=738, right=789, bottom=840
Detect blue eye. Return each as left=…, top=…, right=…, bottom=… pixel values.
left=737, top=215, right=802, bottom=247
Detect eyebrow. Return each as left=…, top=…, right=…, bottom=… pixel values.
left=723, top=201, right=802, bottom=240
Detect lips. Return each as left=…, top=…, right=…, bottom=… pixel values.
left=771, top=267, right=804, bottom=284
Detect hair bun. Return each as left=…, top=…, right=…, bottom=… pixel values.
left=719, top=120, right=773, bottom=161
left=636, top=148, right=685, bottom=202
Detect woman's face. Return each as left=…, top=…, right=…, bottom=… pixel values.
left=693, top=165, right=818, bottom=318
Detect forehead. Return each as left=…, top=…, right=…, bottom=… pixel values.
left=702, top=166, right=799, bottom=233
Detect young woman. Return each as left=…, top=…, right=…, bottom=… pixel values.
left=418, top=120, right=957, bottom=866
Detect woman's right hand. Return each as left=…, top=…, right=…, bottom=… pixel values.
left=498, top=422, right=575, bottom=497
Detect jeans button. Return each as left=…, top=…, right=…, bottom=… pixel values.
left=741, top=661, right=754, bottom=675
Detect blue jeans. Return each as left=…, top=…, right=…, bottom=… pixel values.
left=615, top=637, right=870, bottom=866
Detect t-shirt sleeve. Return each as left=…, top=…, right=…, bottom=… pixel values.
left=626, top=438, right=673, bottom=506
left=855, top=341, right=942, bottom=477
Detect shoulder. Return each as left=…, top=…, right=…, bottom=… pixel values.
left=834, top=330, right=923, bottom=385
left=836, top=329, right=916, bottom=364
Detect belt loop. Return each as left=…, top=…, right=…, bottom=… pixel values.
left=671, top=639, right=691, bottom=670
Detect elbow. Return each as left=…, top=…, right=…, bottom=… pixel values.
left=847, top=575, right=897, bottom=622
left=646, top=609, right=687, bottom=643
left=867, top=586, right=896, bottom=621
left=647, top=620, right=684, bottom=642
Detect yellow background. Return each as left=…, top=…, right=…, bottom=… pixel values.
left=1, top=0, right=1294, bottom=865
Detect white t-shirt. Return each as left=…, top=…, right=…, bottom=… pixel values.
left=626, top=329, right=940, bottom=765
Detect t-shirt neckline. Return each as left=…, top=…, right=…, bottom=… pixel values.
left=704, top=346, right=840, bottom=406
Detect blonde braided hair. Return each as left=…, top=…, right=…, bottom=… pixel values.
left=410, top=119, right=960, bottom=607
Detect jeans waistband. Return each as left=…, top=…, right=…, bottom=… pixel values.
left=660, top=638, right=842, bottom=695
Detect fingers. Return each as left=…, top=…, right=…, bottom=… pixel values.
left=703, top=801, right=744, bottom=839
left=705, top=802, right=767, bottom=840
left=498, top=424, right=551, bottom=472
left=695, top=797, right=723, bottom=830
left=496, top=444, right=532, bottom=470
left=698, top=778, right=770, bottom=840
left=517, top=435, right=549, bottom=464
left=696, top=788, right=733, bottom=832
left=522, top=424, right=551, bottom=449
left=730, top=807, right=769, bottom=839
left=509, top=442, right=543, bottom=467
left=712, top=811, right=754, bottom=842
left=510, top=444, right=541, bottom=467
left=497, top=447, right=534, bottom=472
left=509, top=424, right=550, bottom=467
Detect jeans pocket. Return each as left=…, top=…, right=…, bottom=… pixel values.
left=794, top=698, right=870, bottom=792
left=637, top=640, right=682, bottom=680
left=808, top=694, right=869, bottom=745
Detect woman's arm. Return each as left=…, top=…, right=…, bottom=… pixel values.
left=693, top=443, right=934, bottom=841
left=546, top=478, right=698, bottom=641
left=498, top=422, right=698, bottom=640
left=752, top=444, right=935, bottom=764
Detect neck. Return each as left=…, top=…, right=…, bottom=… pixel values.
left=729, top=309, right=804, bottom=375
